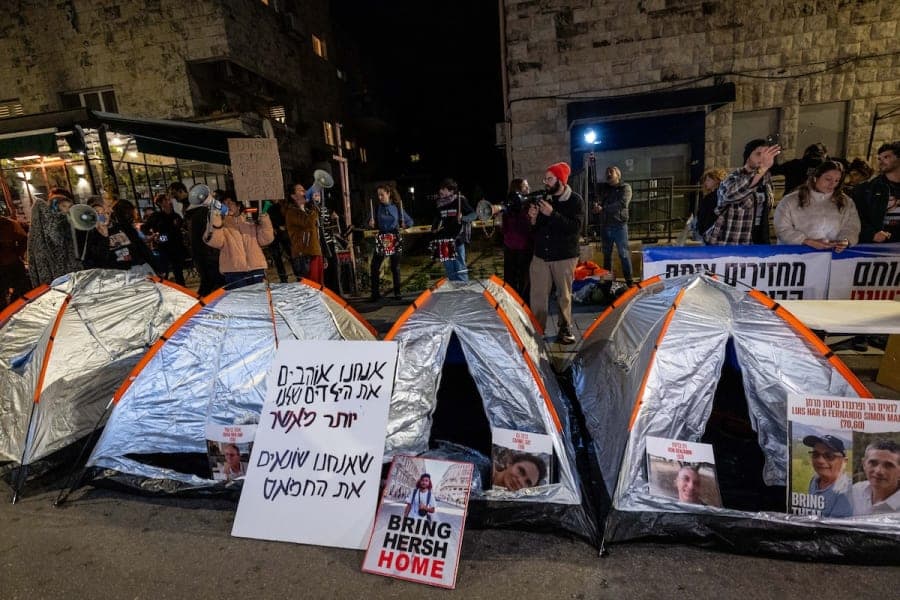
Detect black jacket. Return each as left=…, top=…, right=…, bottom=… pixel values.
left=532, top=186, right=584, bottom=261
left=854, top=175, right=900, bottom=242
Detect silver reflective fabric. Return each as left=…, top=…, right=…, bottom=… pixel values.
left=87, top=282, right=375, bottom=489
left=384, top=280, right=582, bottom=505
left=572, top=274, right=893, bottom=533
left=0, top=267, right=195, bottom=467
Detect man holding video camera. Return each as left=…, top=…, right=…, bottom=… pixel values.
left=527, top=162, right=584, bottom=345
left=705, top=138, right=780, bottom=245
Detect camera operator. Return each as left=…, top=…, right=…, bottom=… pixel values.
left=527, top=162, right=584, bottom=345
left=502, top=178, right=533, bottom=298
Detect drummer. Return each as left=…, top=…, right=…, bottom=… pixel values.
left=430, top=178, right=476, bottom=282
left=368, top=184, right=413, bottom=301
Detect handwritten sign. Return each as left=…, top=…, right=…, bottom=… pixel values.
left=232, top=340, right=398, bottom=549
left=362, top=456, right=473, bottom=589
left=227, top=137, right=284, bottom=203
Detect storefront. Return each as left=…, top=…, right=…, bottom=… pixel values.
left=0, top=108, right=246, bottom=222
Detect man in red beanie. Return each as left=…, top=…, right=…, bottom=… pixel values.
left=527, top=161, right=584, bottom=344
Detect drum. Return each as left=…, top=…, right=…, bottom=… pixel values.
left=375, top=232, right=401, bottom=256
left=430, top=238, right=457, bottom=262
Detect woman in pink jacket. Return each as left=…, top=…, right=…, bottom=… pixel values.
left=204, top=193, right=274, bottom=288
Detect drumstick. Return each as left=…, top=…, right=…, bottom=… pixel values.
left=399, top=196, right=406, bottom=229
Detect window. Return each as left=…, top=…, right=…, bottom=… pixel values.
left=267, top=105, right=286, bottom=124
left=312, top=34, right=327, bottom=59
left=61, top=88, right=119, bottom=113
left=410, top=153, right=421, bottom=163
left=344, top=139, right=354, bottom=150
left=731, top=108, right=780, bottom=169
left=336, top=69, right=346, bottom=81
left=797, top=102, right=847, bottom=159
left=359, top=147, right=367, bottom=164
left=323, top=121, right=335, bottom=146
left=0, top=99, right=24, bottom=119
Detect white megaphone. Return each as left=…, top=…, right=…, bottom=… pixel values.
left=68, top=203, right=99, bottom=260
left=188, top=183, right=211, bottom=206
left=310, top=169, right=334, bottom=196
left=475, top=199, right=502, bottom=221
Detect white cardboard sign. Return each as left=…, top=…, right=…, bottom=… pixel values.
left=232, top=340, right=398, bottom=549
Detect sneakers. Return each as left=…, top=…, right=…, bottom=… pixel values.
left=557, top=327, right=576, bottom=345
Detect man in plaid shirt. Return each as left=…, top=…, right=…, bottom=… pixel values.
left=705, top=139, right=781, bottom=245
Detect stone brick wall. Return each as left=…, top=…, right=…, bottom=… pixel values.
left=503, top=0, right=900, bottom=180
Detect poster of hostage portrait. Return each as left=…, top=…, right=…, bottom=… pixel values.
left=788, top=394, right=900, bottom=519
left=206, top=423, right=255, bottom=482
left=490, top=427, right=553, bottom=491
left=645, top=436, right=723, bottom=507
left=362, top=456, right=473, bottom=589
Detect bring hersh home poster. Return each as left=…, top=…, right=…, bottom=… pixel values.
left=362, top=456, right=473, bottom=589
left=788, top=394, right=900, bottom=519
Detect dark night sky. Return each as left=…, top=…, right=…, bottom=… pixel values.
left=332, top=1, right=506, bottom=201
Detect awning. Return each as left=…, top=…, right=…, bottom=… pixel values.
left=567, top=83, right=736, bottom=125
left=0, top=108, right=247, bottom=164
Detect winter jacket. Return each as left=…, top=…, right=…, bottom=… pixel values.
left=284, top=204, right=322, bottom=257
left=205, top=214, right=274, bottom=273
left=531, top=185, right=584, bottom=261
left=597, top=182, right=632, bottom=225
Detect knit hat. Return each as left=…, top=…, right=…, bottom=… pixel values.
left=546, top=162, right=571, bottom=186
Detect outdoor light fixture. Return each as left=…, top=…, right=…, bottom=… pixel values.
left=409, top=186, right=415, bottom=194
left=583, top=129, right=600, bottom=145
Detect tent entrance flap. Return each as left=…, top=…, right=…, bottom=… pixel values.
left=701, top=338, right=785, bottom=512
left=430, top=333, right=492, bottom=459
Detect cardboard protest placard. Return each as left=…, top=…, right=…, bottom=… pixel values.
left=227, top=137, right=284, bottom=203
left=232, top=340, right=398, bottom=549
left=206, top=423, right=256, bottom=482
left=362, top=456, right=473, bottom=589
left=787, top=394, right=900, bottom=519
left=646, top=436, right=722, bottom=507
left=490, top=427, right=553, bottom=491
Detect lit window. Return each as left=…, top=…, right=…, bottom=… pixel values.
left=359, top=147, right=367, bottom=163
left=336, top=69, right=345, bottom=81
left=0, top=99, right=24, bottom=119
left=323, top=121, right=335, bottom=146
left=268, top=105, right=286, bottom=124
left=344, top=139, right=354, bottom=150
left=410, top=153, right=421, bottom=163
left=312, top=35, right=327, bottom=59
left=61, top=88, right=118, bottom=113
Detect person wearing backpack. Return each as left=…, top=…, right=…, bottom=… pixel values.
left=404, top=473, right=436, bottom=520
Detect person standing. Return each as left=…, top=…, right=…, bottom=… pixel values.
left=705, top=139, right=780, bottom=245
left=285, top=183, right=325, bottom=283
left=185, top=187, right=225, bottom=296
left=430, top=178, right=476, bottom=282
left=502, top=178, right=533, bottom=298
left=774, top=160, right=860, bottom=251
left=692, top=168, right=728, bottom=243
left=368, top=184, right=413, bottom=301
left=265, top=196, right=294, bottom=283
left=203, top=193, right=274, bottom=289
left=104, top=199, right=157, bottom=270
left=27, top=187, right=81, bottom=286
left=167, top=181, right=189, bottom=217
left=403, top=474, right=436, bottom=520
left=771, top=143, right=828, bottom=195
left=142, top=193, right=187, bottom=285
left=0, top=215, right=29, bottom=309
left=308, top=188, right=338, bottom=289
left=527, top=162, right=584, bottom=345
left=593, top=166, right=634, bottom=286
left=854, top=141, right=900, bottom=244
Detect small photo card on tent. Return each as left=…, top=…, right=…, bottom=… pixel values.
left=787, top=394, right=900, bottom=520
left=206, top=424, right=256, bottom=482
left=646, top=436, right=722, bottom=507
left=490, top=427, right=553, bottom=491
left=232, top=340, right=398, bottom=549
left=362, top=456, right=473, bottom=589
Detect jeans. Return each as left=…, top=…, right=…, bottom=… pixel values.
left=370, top=252, right=401, bottom=297
left=223, top=269, right=265, bottom=289
left=600, top=223, right=633, bottom=283
left=443, top=243, right=468, bottom=282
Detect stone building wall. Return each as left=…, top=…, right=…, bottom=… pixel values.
left=503, top=0, right=900, bottom=180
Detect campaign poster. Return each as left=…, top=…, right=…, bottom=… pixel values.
left=826, top=243, right=900, bottom=299
left=362, top=456, right=473, bottom=589
left=645, top=436, right=722, bottom=507
left=232, top=340, right=398, bottom=549
left=206, top=423, right=256, bottom=482
left=642, top=245, right=831, bottom=299
left=787, top=394, right=900, bottom=519
left=490, top=427, right=553, bottom=491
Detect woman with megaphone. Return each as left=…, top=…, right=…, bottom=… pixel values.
left=27, top=187, right=82, bottom=286
left=203, top=191, right=274, bottom=289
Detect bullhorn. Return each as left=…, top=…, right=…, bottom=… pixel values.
left=68, top=203, right=98, bottom=231
left=310, top=169, right=334, bottom=196
left=188, top=183, right=211, bottom=206
left=475, top=199, right=502, bottom=221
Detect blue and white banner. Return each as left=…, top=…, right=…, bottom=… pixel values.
left=827, top=244, right=900, bottom=300
left=642, top=245, right=832, bottom=299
